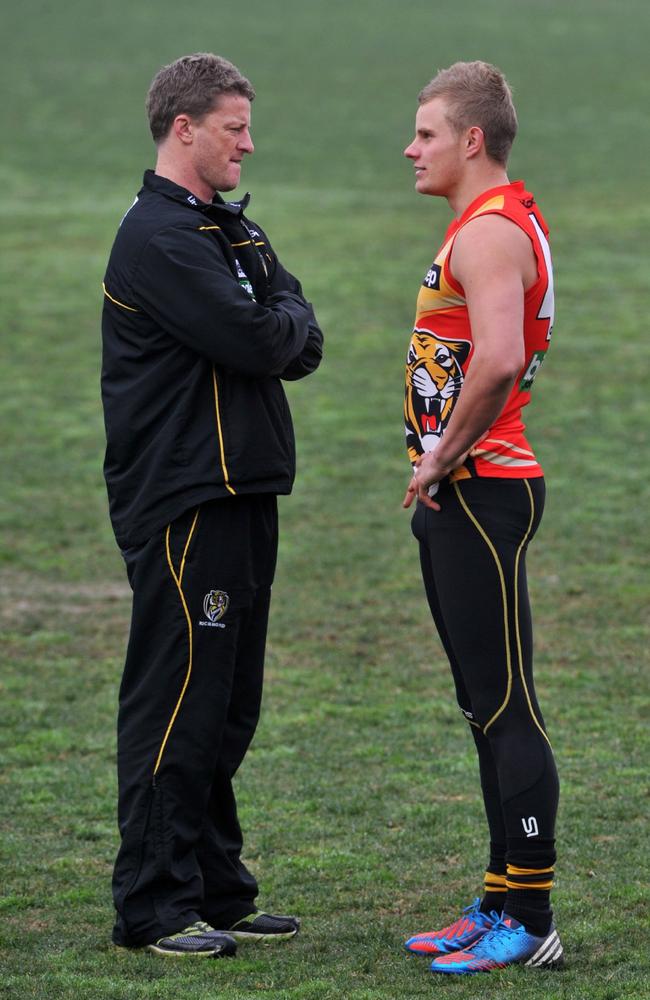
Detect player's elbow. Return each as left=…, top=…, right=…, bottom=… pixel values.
left=474, top=343, right=525, bottom=386
left=499, top=353, right=526, bottom=385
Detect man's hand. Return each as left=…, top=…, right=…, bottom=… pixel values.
left=402, top=451, right=447, bottom=510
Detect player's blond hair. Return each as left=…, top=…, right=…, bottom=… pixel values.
left=418, top=61, right=517, bottom=165
left=146, top=53, right=255, bottom=143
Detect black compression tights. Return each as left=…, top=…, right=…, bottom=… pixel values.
left=412, top=477, right=559, bottom=877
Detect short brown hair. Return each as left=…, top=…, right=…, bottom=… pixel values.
left=146, top=52, right=255, bottom=143
left=418, top=61, right=517, bottom=165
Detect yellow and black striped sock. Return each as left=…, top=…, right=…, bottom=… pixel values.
left=504, top=864, right=554, bottom=935
left=481, top=870, right=507, bottom=915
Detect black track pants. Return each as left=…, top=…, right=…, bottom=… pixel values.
left=112, top=494, right=278, bottom=947
left=411, top=477, right=559, bottom=863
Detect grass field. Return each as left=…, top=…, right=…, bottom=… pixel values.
left=1, top=1, right=649, bottom=998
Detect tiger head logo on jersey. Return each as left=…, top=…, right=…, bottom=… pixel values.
left=404, top=329, right=471, bottom=461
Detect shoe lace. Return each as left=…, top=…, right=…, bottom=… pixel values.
left=490, top=916, right=517, bottom=934
left=183, top=921, right=214, bottom=936
left=437, top=899, right=495, bottom=939
left=468, top=916, right=518, bottom=955
left=459, top=899, right=500, bottom=929
left=434, top=898, right=480, bottom=937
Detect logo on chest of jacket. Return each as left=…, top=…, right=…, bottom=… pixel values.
left=234, top=256, right=255, bottom=299
left=199, top=590, right=230, bottom=628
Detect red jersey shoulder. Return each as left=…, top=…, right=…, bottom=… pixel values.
left=473, top=187, right=548, bottom=234
left=499, top=189, right=551, bottom=253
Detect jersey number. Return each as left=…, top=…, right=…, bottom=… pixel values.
left=519, top=214, right=555, bottom=391
left=529, top=213, right=555, bottom=341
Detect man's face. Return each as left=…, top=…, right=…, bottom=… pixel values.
left=404, top=97, right=465, bottom=197
left=191, top=93, right=254, bottom=193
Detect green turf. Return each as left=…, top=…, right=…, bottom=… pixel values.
left=1, top=1, right=649, bottom=997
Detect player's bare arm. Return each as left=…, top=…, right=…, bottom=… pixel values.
left=403, top=213, right=537, bottom=509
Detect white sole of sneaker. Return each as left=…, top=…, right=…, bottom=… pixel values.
left=145, top=943, right=236, bottom=957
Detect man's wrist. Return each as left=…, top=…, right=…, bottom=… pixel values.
left=417, top=453, right=448, bottom=487
left=429, top=449, right=453, bottom=474
left=430, top=446, right=467, bottom=478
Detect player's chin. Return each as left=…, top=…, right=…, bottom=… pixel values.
left=415, top=177, right=434, bottom=196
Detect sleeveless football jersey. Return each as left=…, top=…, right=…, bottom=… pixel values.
left=404, top=181, right=554, bottom=479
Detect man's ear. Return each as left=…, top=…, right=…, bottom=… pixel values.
left=465, top=125, right=485, bottom=160
left=172, top=114, right=194, bottom=145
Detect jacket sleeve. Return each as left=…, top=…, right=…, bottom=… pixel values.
left=265, top=257, right=324, bottom=381
left=130, top=225, right=312, bottom=377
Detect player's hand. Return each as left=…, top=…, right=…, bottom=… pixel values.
left=402, top=454, right=445, bottom=511
left=403, top=472, right=441, bottom=511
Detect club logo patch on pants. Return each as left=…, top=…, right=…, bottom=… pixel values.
left=199, top=590, right=230, bottom=628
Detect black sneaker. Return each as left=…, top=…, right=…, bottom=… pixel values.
left=227, top=911, right=300, bottom=943
left=146, top=920, right=237, bottom=957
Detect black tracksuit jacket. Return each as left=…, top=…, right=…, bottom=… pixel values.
left=101, top=171, right=323, bottom=549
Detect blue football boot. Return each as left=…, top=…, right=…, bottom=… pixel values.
left=430, top=914, right=564, bottom=974
left=405, top=898, right=499, bottom=956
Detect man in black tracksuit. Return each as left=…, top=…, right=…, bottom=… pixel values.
left=101, top=53, right=323, bottom=958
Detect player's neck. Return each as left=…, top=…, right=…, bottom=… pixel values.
left=447, top=165, right=510, bottom=218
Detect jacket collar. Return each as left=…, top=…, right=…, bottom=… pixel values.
left=142, top=169, right=251, bottom=217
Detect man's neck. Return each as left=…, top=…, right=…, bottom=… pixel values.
left=154, top=156, right=215, bottom=204
left=448, top=166, right=510, bottom=218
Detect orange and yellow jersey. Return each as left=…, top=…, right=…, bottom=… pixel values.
left=404, top=180, right=554, bottom=479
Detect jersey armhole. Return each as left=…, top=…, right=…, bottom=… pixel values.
left=443, top=236, right=464, bottom=297
left=446, top=208, right=543, bottom=297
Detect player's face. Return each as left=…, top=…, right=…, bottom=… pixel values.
left=191, top=94, right=254, bottom=194
left=404, top=97, right=465, bottom=197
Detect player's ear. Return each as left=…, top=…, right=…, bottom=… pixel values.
left=172, top=114, right=194, bottom=145
left=465, top=125, right=485, bottom=160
